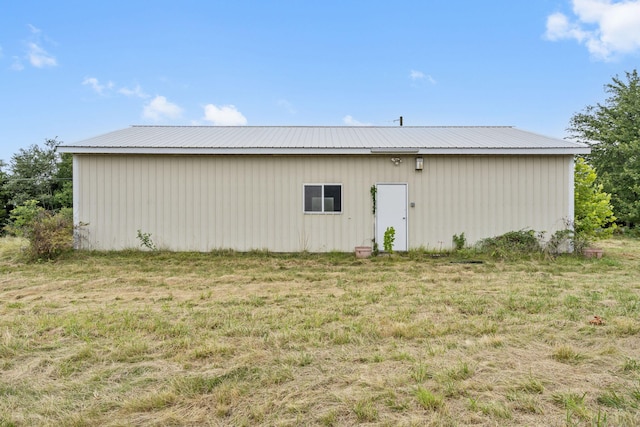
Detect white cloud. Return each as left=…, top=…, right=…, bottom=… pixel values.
left=82, top=77, right=107, bottom=95
left=24, top=24, right=57, bottom=68
left=410, top=69, right=436, bottom=84
left=143, top=96, right=183, bottom=121
left=27, top=41, right=57, bottom=68
left=545, top=12, right=588, bottom=42
left=343, top=115, right=371, bottom=126
left=27, top=24, right=41, bottom=34
left=7, top=25, right=58, bottom=70
left=118, top=84, right=149, bottom=99
left=545, top=0, right=640, bottom=60
left=83, top=77, right=149, bottom=100
left=203, top=104, right=247, bottom=125
left=410, top=70, right=425, bottom=80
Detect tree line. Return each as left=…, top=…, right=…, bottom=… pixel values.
left=569, top=69, right=640, bottom=230
left=0, top=138, right=72, bottom=231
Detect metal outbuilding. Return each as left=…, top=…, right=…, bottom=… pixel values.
left=58, top=126, right=590, bottom=252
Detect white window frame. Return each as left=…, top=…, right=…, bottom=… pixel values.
left=303, top=183, right=343, bottom=214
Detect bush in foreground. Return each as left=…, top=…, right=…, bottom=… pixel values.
left=27, top=209, right=74, bottom=260
left=5, top=200, right=74, bottom=260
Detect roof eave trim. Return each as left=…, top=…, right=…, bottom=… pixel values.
left=57, top=147, right=591, bottom=155
left=370, top=148, right=420, bottom=154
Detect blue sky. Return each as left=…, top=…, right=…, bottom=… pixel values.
left=1, top=0, right=639, bottom=163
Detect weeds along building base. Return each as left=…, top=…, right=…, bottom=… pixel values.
left=58, top=126, right=590, bottom=252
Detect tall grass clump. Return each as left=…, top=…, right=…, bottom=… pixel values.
left=476, top=230, right=541, bottom=258
left=414, top=387, right=444, bottom=410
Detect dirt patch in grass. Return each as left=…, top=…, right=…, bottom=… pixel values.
left=1, top=238, right=639, bottom=425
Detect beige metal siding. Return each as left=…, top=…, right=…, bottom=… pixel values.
left=74, top=154, right=571, bottom=251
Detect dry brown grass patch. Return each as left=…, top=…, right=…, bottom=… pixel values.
left=0, top=238, right=639, bottom=425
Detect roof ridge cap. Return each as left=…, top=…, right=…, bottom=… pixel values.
left=128, top=125, right=515, bottom=129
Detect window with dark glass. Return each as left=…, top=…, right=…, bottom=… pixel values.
left=304, top=184, right=342, bottom=213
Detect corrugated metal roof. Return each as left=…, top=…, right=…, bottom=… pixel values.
left=57, top=125, right=590, bottom=155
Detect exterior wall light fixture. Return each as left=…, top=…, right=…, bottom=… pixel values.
left=415, top=157, right=424, bottom=170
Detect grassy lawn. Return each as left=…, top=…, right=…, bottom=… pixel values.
left=1, top=237, right=639, bottom=426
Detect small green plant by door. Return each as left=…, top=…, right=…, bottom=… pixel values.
left=383, top=226, right=395, bottom=254
left=452, top=232, right=466, bottom=251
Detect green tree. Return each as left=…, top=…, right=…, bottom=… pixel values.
left=53, top=152, right=73, bottom=208
left=4, top=199, right=43, bottom=237
left=568, top=70, right=640, bottom=226
left=3, top=137, right=72, bottom=211
left=0, top=161, right=10, bottom=230
left=574, top=157, right=616, bottom=239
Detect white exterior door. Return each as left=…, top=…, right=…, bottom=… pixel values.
left=376, top=184, right=408, bottom=251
